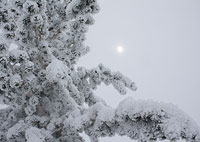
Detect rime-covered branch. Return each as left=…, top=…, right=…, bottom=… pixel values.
left=65, top=98, right=200, bottom=142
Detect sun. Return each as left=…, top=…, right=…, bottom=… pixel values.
left=117, top=46, right=124, bottom=53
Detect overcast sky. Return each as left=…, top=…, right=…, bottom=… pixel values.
left=77, top=0, right=200, bottom=141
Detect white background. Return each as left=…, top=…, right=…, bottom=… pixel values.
left=77, top=0, right=200, bottom=141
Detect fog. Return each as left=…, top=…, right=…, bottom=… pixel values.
left=77, top=0, right=200, bottom=141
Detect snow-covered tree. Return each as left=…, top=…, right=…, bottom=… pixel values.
left=0, top=0, right=199, bottom=142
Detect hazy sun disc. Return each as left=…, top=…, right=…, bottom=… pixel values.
left=117, top=46, right=124, bottom=53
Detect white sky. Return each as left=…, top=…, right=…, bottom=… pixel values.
left=77, top=0, right=200, bottom=141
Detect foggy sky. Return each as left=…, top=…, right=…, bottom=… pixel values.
left=77, top=0, right=200, bottom=141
